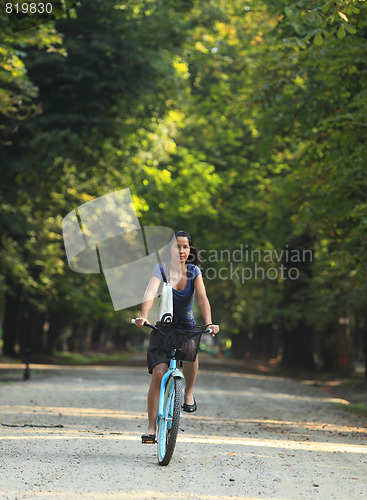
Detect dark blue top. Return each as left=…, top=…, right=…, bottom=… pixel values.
left=152, top=263, right=201, bottom=324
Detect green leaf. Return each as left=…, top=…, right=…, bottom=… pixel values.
left=322, top=0, right=334, bottom=13
left=337, top=25, right=346, bottom=39
left=345, top=24, right=357, bottom=34
left=313, top=30, right=324, bottom=45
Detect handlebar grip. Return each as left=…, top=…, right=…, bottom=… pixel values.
left=131, top=318, right=157, bottom=330
left=204, top=327, right=214, bottom=335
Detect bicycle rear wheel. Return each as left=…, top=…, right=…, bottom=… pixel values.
left=157, top=376, right=183, bottom=466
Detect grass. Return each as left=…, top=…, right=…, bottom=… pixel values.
left=49, top=350, right=139, bottom=365
left=332, top=401, right=367, bottom=418
left=1, top=348, right=143, bottom=366
left=0, top=349, right=143, bottom=370
left=0, top=355, right=23, bottom=364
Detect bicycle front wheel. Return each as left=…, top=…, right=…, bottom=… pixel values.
left=157, top=376, right=183, bottom=466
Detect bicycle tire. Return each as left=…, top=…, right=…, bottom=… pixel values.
left=157, top=376, right=183, bottom=466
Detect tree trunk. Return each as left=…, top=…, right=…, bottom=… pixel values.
left=280, top=233, right=315, bottom=371
left=336, top=316, right=354, bottom=376
left=46, top=313, right=64, bottom=355
left=362, top=324, right=367, bottom=381
left=19, top=300, right=46, bottom=356
left=2, top=283, right=23, bottom=358
left=68, top=322, right=80, bottom=353
left=84, top=323, right=93, bottom=352
left=230, top=328, right=249, bottom=360
left=281, top=322, right=315, bottom=370
left=30, top=309, right=47, bottom=356
left=90, top=320, right=105, bottom=350
left=252, top=323, right=278, bottom=358
left=320, top=331, right=337, bottom=372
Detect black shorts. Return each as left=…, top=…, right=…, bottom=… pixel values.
left=147, top=329, right=169, bottom=374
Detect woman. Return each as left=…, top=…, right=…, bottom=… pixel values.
left=135, top=230, right=220, bottom=444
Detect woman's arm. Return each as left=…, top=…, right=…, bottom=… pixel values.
left=194, top=274, right=220, bottom=335
left=135, top=276, right=161, bottom=327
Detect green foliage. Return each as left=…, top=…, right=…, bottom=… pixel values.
left=0, top=0, right=222, bottom=354
left=1, top=0, right=366, bottom=371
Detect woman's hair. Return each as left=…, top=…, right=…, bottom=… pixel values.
left=159, top=230, right=201, bottom=270
left=174, top=230, right=201, bottom=267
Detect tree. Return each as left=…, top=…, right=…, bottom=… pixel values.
left=0, top=0, right=221, bottom=356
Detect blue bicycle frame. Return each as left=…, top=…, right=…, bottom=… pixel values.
left=157, top=358, right=184, bottom=421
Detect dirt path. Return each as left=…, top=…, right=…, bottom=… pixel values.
left=0, top=363, right=366, bottom=500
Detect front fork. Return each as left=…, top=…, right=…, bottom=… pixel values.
left=157, top=368, right=184, bottom=430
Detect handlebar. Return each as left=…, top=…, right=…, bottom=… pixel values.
left=131, top=318, right=214, bottom=335
left=131, top=318, right=157, bottom=330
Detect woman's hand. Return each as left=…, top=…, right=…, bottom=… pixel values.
left=135, top=317, right=147, bottom=327
left=206, top=324, right=220, bottom=336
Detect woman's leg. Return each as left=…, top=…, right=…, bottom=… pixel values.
left=182, top=356, right=199, bottom=405
left=147, top=363, right=168, bottom=435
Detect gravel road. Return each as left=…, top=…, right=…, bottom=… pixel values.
left=0, top=361, right=366, bottom=500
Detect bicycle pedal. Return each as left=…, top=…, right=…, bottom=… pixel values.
left=141, top=434, right=157, bottom=444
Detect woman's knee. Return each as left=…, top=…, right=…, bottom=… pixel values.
left=151, top=364, right=167, bottom=383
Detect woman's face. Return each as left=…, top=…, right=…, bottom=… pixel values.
left=172, top=236, right=190, bottom=264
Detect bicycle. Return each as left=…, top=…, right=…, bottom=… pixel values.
left=132, top=318, right=213, bottom=466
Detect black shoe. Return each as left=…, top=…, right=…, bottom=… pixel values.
left=141, top=433, right=156, bottom=444
left=183, top=397, right=197, bottom=413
